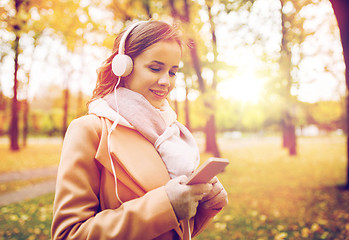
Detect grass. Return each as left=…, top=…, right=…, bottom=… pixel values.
left=0, top=136, right=348, bottom=239
left=0, top=193, right=54, bottom=240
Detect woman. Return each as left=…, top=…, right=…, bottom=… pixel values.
left=51, top=20, right=228, bottom=240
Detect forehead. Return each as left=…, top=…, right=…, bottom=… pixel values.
left=136, top=40, right=182, bottom=66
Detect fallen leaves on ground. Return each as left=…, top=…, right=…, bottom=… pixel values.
left=1, top=136, right=348, bottom=239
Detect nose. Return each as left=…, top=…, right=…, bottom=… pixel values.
left=158, top=73, right=171, bottom=87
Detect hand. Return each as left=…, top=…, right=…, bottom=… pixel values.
left=165, top=175, right=212, bottom=220
left=199, top=177, right=228, bottom=210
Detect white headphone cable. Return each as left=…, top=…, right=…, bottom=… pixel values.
left=107, top=76, right=123, bottom=204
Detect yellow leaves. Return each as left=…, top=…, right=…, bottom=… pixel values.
left=21, top=214, right=29, bottom=221
left=9, top=214, right=19, bottom=221
left=250, top=210, right=258, bottom=217
left=310, top=222, right=320, bottom=232
left=259, top=214, right=267, bottom=222
left=38, top=206, right=50, bottom=222
left=223, top=214, right=233, bottom=221
left=195, top=136, right=349, bottom=240
left=214, top=222, right=227, bottom=231
left=0, top=193, right=54, bottom=239
left=308, top=100, right=345, bottom=126
left=274, top=232, right=288, bottom=240
left=301, top=227, right=310, bottom=238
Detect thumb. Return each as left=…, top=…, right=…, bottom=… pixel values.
left=175, top=175, right=188, bottom=184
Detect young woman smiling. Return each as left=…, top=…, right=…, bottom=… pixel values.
left=51, top=20, right=228, bottom=240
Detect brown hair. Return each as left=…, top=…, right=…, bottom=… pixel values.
left=89, top=20, right=183, bottom=103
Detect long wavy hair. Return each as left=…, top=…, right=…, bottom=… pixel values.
left=89, top=20, right=183, bottom=104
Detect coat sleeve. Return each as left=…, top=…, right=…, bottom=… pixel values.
left=191, top=206, right=221, bottom=237
left=51, top=116, right=179, bottom=240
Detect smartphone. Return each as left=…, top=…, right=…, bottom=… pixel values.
left=185, top=157, right=229, bottom=185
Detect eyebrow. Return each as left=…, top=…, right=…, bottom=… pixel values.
left=151, top=60, right=179, bottom=69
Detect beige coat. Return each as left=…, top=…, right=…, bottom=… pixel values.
left=51, top=115, right=220, bottom=240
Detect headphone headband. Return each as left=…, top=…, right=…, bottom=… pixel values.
left=118, top=21, right=146, bottom=55
left=112, top=21, right=146, bottom=77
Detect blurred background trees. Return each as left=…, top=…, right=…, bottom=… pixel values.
left=0, top=0, right=346, bottom=161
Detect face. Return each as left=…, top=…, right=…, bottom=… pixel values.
left=124, top=40, right=181, bottom=109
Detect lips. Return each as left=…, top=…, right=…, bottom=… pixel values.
left=150, top=89, right=168, bottom=98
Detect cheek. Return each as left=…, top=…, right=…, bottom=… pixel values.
left=126, top=68, right=148, bottom=90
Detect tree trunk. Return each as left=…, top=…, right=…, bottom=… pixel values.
left=347, top=96, right=349, bottom=188
left=281, top=110, right=297, bottom=155
left=288, top=123, right=297, bottom=155
left=205, top=115, right=220, bottom=157
left=330, top=0, right=349, bottom=188
left=188, top=39, right=219, bottom=155
left=281, top=119, right=288, bottom=148
left=279, top=0, right=297, bottom=155
left=22, top=68, right=32, bottom=147
left=204, top=0, right=220, bottom=157
left=22, top=99, right=29, bottom=147
left=142, top=0, right=152, bottom=19
left=188, top=39, right=206, bottom=93
left=9, top=33, right=20, bottom=151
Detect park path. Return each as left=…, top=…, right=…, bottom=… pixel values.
left=0, top=166, right=57, bottom=207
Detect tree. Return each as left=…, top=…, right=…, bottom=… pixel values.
left=330, top=0, right=349, bottom=188
left=278, top=0, right=316, bottom=155
left=168, top=0, right=222, bottom=156
left=21, top=34, right=42, bottom=147
left=2, top=0, right=51, bottom=150
left=1, top=0, right=98, bottom=148
left=275, top=0, right=339, bottom=155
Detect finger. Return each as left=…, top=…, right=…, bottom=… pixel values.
left=201, top=189, right=228, bottom=209
left=190, top=183, right=212, bottom=195
left=208, top=176, right=219, bottom=184
left=177, top=175, right=189, bottom=184
left=202, top=183, right=223, bottom=201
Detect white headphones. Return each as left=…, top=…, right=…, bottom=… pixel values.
left=111, top=21, right=146, bottom=77
left=108, top=21, right=146, bottom=204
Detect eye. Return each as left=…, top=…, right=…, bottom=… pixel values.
left=149, top=67, right=161, bottom=72
left=169, top=71, right=177, bottom=77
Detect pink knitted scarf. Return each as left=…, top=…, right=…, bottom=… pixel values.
left=101, top=87, right=200, bottom=178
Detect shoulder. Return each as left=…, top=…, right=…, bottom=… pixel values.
left=66, top=114, right=103, bottom=140
left=69, top=114, right=102, bottom=130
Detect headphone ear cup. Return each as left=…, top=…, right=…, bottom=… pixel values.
left=112, top=54, right=134, bottom=77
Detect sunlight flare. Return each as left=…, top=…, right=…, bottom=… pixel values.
left=218, top=71, right=265, bottom=103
